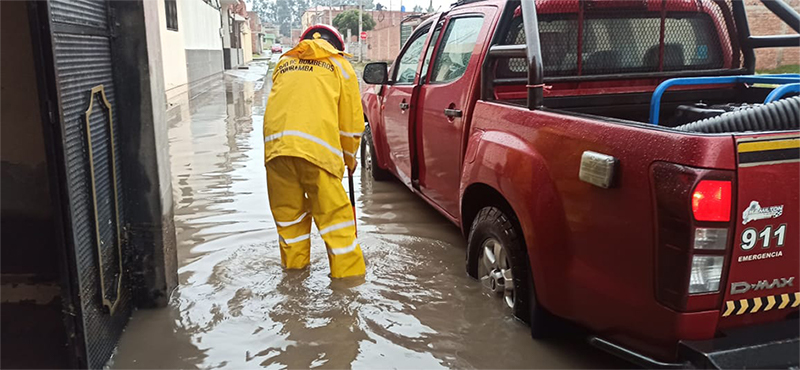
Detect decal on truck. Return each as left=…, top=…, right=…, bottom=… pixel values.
left=742, top=201, right=784, bottom=225
left=737, top=137, right=800, bottom=168
left=730, top=277, right=794, bottom=295
left=740, top=224, right=787, bottom=250
left=738, top=223, right=787, bottom=262
left=722, top=292, right=800, bottom=317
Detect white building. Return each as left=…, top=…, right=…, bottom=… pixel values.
left=157, top=0, right=225, bottom=97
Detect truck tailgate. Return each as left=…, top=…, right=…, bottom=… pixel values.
left=721, top=133, right=800, bottom=326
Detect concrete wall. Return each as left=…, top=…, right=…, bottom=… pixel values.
left=221, top=4, right=233, bottom=48
left=182, top=0, right=223, bottom=50
left=157, top=0, right=188, bottom=91
left=220, top=4, right=246, bottom=68
left=248, top=11, right=264, bottom=55
left=243, top=22, right=253, bottom=62
left=302, top=7, right=343, bottom=30
left=158, top=0, right=224, bottom=93
left=745, top=0, right=800, bottom=71
left=110, top=0, right=178, bottom=308
left=264, top=33, right=276, bottom=49
left=182, top=0, right=224, bottom=82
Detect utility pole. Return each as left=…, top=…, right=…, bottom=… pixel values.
left=358, top=0, right=363, bottom=62
left=329, top=0, right=333, bottom=24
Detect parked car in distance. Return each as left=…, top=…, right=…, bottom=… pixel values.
left=271, top=43, right=282, bottom=53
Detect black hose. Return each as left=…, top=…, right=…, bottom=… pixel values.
left=675, top=96, right=800, bottom=133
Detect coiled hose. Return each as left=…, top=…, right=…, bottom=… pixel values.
left=675, top=96, right=800, bottom=133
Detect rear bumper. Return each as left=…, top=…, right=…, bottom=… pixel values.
left=590, top=319, right=799, bottom=369
left=678, top=318, right=799, bottom=369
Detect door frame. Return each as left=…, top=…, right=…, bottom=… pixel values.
left=381, top=13, right=445, bottom=190
left=415, top=8, right=496, bottom=217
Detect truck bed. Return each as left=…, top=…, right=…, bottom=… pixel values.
left=500, top=85, right=787, bottom=130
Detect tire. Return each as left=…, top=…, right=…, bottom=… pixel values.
left=467, top=206, right=554, bottom=338
left=361, top=124, right=392, bottom=182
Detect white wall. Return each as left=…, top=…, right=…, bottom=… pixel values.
left=157, top=0, right=188, bottom=91
left=182, top=0, right=223, bottom=50
left=242, top=22, right=253, bottom=62
left=221, top=4, right=233, bottom=48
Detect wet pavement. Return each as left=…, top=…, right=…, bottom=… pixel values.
left=111, top=60, right=630, bottom=369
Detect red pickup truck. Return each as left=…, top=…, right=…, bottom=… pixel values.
left=360, top=0, right=800, bottom=367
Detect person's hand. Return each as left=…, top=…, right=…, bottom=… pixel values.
left=348, top=162, right=357, bottom=176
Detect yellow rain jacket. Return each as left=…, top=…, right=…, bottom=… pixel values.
left=263, top=39, right=364, bottom=177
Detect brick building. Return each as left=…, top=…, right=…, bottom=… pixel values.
left=346, top=10, right=420, bottom=61
left=364, top=12, right=426, bottom=61
left=249, top=11, right=264, bottom=55
left=746, top=0, right=800, bottom=71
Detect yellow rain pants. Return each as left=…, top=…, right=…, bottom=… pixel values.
left=264, top=38, right=365, bottom=278
left=266, top=156, right=365, bottom=278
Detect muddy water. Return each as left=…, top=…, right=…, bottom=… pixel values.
left=112, top=63, right=628, bottom=369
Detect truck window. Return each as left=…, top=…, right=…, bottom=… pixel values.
left=500, top=11, right=726, bottom=77
left=430, top=16, right=484, bottom=84
left=420, top=26, right=442, bottom=83
left=393, top=27, right=430, bottom=84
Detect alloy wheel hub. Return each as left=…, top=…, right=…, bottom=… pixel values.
left=478, top=238, right=515, bottom=309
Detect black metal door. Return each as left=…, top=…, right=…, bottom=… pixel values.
left=29, top=0, right=130, bottom=368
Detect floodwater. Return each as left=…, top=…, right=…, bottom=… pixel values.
left=111, top=61, right=629, bottom=369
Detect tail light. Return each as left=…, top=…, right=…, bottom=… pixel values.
left=652, top=163, right=735, bottom=312
left=692, top=180, right=732, bottom=222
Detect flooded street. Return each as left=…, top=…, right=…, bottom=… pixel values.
left=111, top=61, right=628, bottom=369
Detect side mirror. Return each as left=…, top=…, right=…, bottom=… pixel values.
left=363, top=62, right=389, bottom=85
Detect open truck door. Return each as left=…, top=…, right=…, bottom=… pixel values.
left=380, top=13, right=443, bottom=188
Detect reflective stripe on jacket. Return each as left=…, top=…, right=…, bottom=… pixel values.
left=263, top=39, right=364, bottom=178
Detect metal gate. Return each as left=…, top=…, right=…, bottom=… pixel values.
left=30, top=0, right=131, bottom=367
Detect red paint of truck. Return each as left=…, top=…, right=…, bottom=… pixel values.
left=361, top=0, right=799, bottom=365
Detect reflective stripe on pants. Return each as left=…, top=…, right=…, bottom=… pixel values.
left=266, top=156, right=366, bottom=278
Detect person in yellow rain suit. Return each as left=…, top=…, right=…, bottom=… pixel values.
left=263, top=24, right=365, bottom=278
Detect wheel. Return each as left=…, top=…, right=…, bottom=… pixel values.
left=467, top=206, right=554, bottom=338
left=361, top=124, right=392, bottom=182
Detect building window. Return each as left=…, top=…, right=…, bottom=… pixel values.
left=165, top=0, right=178, bottom=31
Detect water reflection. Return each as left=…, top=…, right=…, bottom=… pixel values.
left=112, top=62, right=627, bottom=369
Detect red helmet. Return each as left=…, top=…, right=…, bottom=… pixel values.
left=300, top=24, right=345, bottom=51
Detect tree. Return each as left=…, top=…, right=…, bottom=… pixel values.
left=332, top=10, right=375, bottom=37
left=426, top=0, right=435, bottom=13
left=253, top=0, right=309, bottom=37
left=412, top=4, right=422, bottom=12
left=252, top=0, right=273, bottom=25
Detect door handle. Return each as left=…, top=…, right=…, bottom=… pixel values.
left=400, top=102, right=410, bottom=110
left=444, top=108, right=462, bottom=118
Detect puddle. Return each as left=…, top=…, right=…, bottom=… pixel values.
left=112, top=63, right=628, bottom=369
